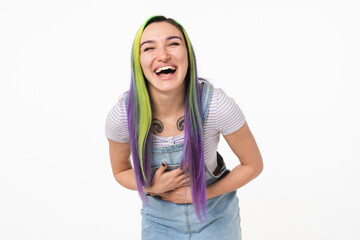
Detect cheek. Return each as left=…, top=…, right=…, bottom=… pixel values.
left=140, top=55, right=150, bottom=74
left=181, top=52, right=189, bottom=71
left=184, top=57, right=188, bottom=69
left=182, top=49, right=189, bottom=66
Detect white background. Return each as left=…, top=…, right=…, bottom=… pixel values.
left=1, top=0, right=359, bottom=239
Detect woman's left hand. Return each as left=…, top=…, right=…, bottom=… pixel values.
left=159, top=186, right=193, bottom=204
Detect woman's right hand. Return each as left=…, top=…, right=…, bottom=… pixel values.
left=145, top=162, right=190, bottom=195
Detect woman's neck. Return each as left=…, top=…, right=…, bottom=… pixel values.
left=149, top=84, right=186, bottom=119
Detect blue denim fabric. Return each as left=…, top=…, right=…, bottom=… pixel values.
left=141, top=82, right=242, bottom=240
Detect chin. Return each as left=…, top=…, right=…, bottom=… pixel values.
left=148, top=80, right=185, bottom=94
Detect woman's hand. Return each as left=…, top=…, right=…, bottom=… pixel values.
left=145, top=162, right=190, bottom=195
left=159, top=186, right=193, bottom=204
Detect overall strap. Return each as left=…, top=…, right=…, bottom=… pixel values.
left=200, top=80, right=214, bottom=125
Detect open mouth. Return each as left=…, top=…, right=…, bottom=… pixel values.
left=155, top=65, right=177, bottom=77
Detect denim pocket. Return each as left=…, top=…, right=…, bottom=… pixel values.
left=205, top=152, right=230, bottom=185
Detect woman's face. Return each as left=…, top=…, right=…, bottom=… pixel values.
left=139, top=21, right=189, bottom=94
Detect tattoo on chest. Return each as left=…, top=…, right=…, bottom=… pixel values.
left=177, top=115, right=185, bottom=131
left=151, top=118, right=164, bottom=133
left=151, top=115, right=185, bottom=134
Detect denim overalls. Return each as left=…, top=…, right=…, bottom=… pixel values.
left=133, top=82, right=241, bottom=240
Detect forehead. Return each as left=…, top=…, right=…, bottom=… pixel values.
left=140, top=22, right=183, bottom=42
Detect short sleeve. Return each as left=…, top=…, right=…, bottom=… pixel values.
left=105, top=93, right=129, bottom=143
left=215, top=89, right=246, bottom=135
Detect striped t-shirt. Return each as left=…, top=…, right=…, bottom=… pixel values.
left=105, top=88, right=246, bottom=173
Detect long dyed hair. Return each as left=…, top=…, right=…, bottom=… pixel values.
left=127, top=16, right=206, bottom=221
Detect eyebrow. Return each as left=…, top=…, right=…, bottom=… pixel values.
left=140, top=36, right=183, bottom=48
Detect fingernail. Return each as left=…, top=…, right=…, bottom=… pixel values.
left=162, top=162, right=165, bottom=167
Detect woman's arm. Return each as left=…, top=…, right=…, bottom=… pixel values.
left=206, top=121, right=263, bottom=199
left=160, top=121, right=263, bottom=203
left=108, top=139, right=137, bottom=190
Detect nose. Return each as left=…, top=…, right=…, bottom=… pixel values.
left=157, top=45, right=170, bottom=62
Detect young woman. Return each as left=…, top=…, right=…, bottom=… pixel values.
left=105, top=15, right=263, bottom=240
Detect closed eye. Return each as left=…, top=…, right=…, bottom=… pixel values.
left=144, top=47, right=154, bottom=52
left=169, top=42, right=180, bottom=47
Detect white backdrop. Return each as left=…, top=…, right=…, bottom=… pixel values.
left=1, top=0, right=359, bottom=239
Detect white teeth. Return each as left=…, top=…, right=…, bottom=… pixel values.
left=155, top=65, right=176, bottom=73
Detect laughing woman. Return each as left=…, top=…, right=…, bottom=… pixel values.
left=105, top=16, right=263, bottom=240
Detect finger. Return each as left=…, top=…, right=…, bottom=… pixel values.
left=173, top=167, right=186, bottom=175
left=160, top=193, right=169, bottom=200
left=176, top=180, right=190, bottom=188
left=172, top=186, right=185, bottom=192
left=155, top=162, right=168, bottom=175
left=175, top=172, right=186, bottom=180
left=176, top=175, right=190, bottom=184
left=177, top=173, right=190, bottom=181
left=183, top=179, right=191, bottom=186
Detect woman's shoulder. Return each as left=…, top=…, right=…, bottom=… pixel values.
left=107, top=91, right=130, bottom=124
left=207, top=84, right=227, bottom=104
left=105, top=91, right=130, bottom=143
left=199, top=79, right=230, bottom=109
left=111, top=91, right=129, bottom=111
left=198, top=78, right=224, bottom=98
left=201, top=79, right=245, bottom=134
left=119, top=91, right=130, bottom=103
